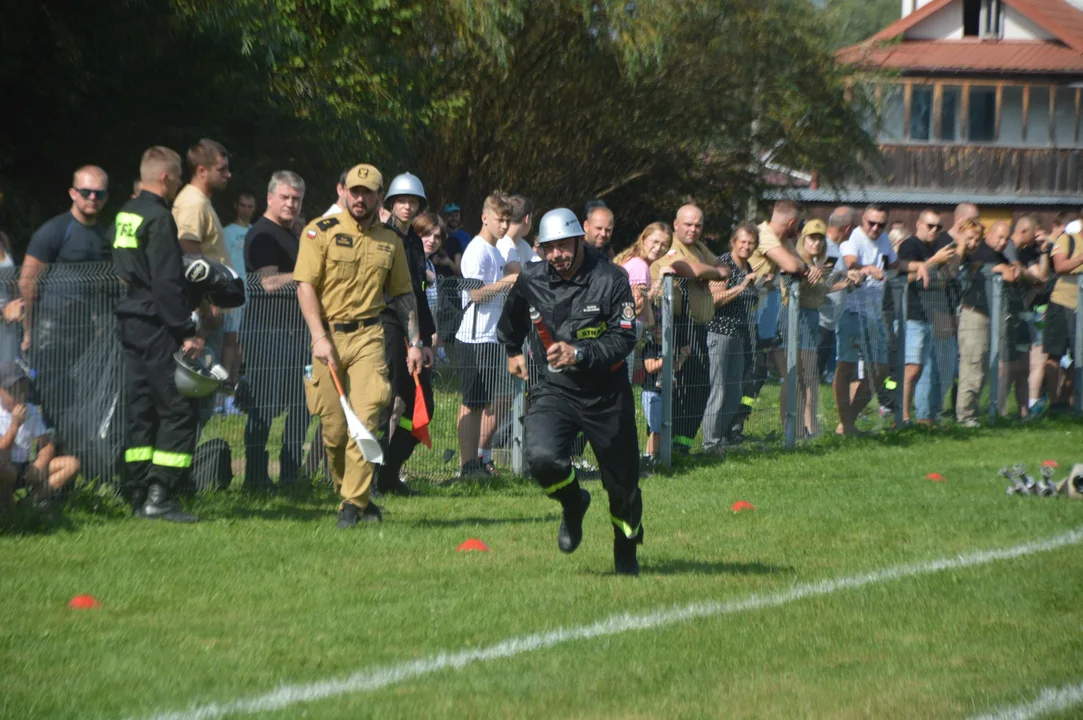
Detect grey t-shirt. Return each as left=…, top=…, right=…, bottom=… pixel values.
left=27, top=211, right=108, bottom=264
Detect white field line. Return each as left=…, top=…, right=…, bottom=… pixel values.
left=971, top=681, right=1083, bottom=720
left=137, top=527, right=1083, bottom=720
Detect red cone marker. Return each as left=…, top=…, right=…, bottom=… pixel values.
left=1042, top=460, right=1059, bottom=468
left=456, top=538, right=490, bottom=552
left=69, top=595, right=100, bottom=609
left=731, top=501, right=755, bottom=512
left=926, top=473, right=946, bottom=482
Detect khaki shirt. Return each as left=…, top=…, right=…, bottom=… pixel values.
left=293, top=211, right=412, bottom=321
left=172, top=184, right=229, bottom=266
left=750, top=221, right=785, bottom=277
left=650, top=238, right=718, bottom=323
left=1050, top=233, right=1083, bottom=310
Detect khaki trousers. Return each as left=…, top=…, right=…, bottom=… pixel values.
left=305, top=323, right=391, bottom=510
left=956, top=307, right=990, bottom=424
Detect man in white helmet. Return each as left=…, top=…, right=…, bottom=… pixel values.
left=497, top=208, right=643, bottom=576
left=377, top=172, right=436, bottom=496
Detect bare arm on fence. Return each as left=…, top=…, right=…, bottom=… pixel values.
left=17, top=256, right=46, bottom=351
left=253, top=265, right=294, bottom=292
left=469, top=274, right=518, bottom=304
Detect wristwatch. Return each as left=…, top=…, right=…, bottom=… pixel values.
left=410, top=340, right=424, bottom=350
left=573, top=346, right=586, bottom=365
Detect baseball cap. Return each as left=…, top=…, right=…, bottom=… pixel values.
left=801, top=219, right=827, bottom=237
left=345, top=164, right=383, bottom=192
left=0, top=362, right=28, bottom=389
left=442, top=203, right=461, bottom=214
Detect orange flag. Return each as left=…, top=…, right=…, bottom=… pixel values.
left=411, top=369, right=431, bottom=448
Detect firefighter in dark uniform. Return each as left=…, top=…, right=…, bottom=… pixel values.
left=113, top=146, right=204, bottom=523
left=294, top=163, right=422, bottom=528
left=377, top=172, right=436, bottom=496
left=497, top=208, right=643, bottom=575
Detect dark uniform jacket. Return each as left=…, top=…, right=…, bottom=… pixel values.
left=112, top=191, right=197, bottom=341
left=497, top=249, right=637, bottom=394
left=382, top=222, right=437, bottom=347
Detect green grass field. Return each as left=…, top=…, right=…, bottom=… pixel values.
left=3, top=417, right=1083, bottom=719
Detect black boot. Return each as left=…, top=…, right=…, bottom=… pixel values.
left=337, top=503, right=360, bottom=529
left=141, top=483, right=199, bottom=523
left=614, top=538, right=639, bottom=576
left=557, top=489, right=591, bottom=554
left=361, top=501, right=384, bottom=523
left=125, top=486, right=148, bottom=518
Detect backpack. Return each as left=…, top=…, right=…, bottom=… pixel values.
left=190, top=438, right=233, bottom=493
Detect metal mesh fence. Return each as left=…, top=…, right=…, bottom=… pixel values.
left=4, top=263, right=1082, bottom=495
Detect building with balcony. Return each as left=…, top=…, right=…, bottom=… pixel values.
left=779, top=0, right=1083, bottom=226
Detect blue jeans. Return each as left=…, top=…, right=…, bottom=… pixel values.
left=914, top=334, right=958, bottom=421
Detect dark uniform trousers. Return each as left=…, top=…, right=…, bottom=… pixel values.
left=672, top=318, right=710, bottom=448
left=118, top=315, right=199, bottom=492
left=377, top=317, right=434, bottom=485
left=523, top=378, right=643, bottom=544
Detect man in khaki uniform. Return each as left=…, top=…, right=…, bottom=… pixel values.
left=648, top=204, right=728, bottom=452
left=294, top=163, right=422, bottom=528
left=1046, top=229, right=1083, bottom=407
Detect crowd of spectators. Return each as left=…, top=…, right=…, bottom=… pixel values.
left=1, top=154, right=1081, bottom=508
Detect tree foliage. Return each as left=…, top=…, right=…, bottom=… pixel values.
left=1, top=0, right=878, bottom=250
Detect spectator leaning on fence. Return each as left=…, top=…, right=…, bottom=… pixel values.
left=834, top=204, right=929, bottom=436
left=701, top=223, right=760, bottom=455
left=956, top=219, right=1016, bottom=426
left=455, top=192, right=517, bottom=478
left=648, top=204, right=727, bottom=454
left=1023, top=217, right=1061, bottom=414
left=1046, top=220, right=1083, bottom=409
left=583, top=203, right=616, bottom=262
left=497, top=195, right=539, bottom=276
left=818, top=206, right=855, bottom=383
left=895, top=209, right=957, bottom=425
left=220, top=191, right=256, bottom=411
left=999, top=216, right=1050, bottom=418
left=241, top=170, right=308, bottom=491
left=0, top=362, right=80, bottom=510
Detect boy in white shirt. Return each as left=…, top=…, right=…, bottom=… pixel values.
left=496, top=195, right=539, bottom=274
left=0, top=363, right=79, bottom=509
left=456, top=193, right=518, bottom=477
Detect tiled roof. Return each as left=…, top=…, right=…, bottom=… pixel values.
left=838, top=0, right=1083, bottom=74
left=764, top=187, right=1083, bottom=206
left=837, top=39, right=1083, bottom=73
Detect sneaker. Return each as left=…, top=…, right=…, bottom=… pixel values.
left=361, top=502, right=383, bottom=523
left=557, top=489, right=591, bottom=554
left=1027, top=397, right=1049, bottom=420
left=337, top=503, right=360, bottom=529
left=702, top=445, right=727, bottom=459
left=961, top=419, right=981, bottom=429
left=459, top=459, right=491, bottom=479
left=141, top=483, right=199, bottom=523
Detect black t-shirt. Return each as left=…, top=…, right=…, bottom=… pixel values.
left=897, top=234, right=951, bottom=323
left=27, top=211, right=108, bottom=264
left=244, top=216, right=299, bottom=274
left=642, top=337, right=662, bottom=390
left=962, top=242, right=1008, bottom=314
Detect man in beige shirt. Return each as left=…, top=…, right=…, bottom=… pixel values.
left=172, top=138, right=234, bottom=423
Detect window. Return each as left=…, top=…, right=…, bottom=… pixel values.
left=880, top=85, right=905, bottom=142
left=1054, top=87, right=1078, bottom=146
left=1000, top=86, right=1024, bottom=145
left=969, top=86, right=997, bottom=142
left=940, top=85, right=961, bottom=141
left=964, top=0, right=982, bottom=36
left=910, top=86, right=933, bottom=141
left=1026, top=86, right=1051, bottom=146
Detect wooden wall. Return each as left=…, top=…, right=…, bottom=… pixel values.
left=878, top=144, right=1083, bottom=194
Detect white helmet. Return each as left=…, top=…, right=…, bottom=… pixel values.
left=536, top=208, right=584, bottom=244
left=175, top=348, right=230, bottom=398
left=384, top=172, right=427, bottom=208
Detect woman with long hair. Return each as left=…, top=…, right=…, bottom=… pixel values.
left=615, top=222, right=672, bottom=324
left=412, top=211, right=447, bottom=351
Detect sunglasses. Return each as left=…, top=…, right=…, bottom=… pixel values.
left=925, top=222, right=943, bottom=230
left=865, top=220, right=886, bottom=229
left=74, top=188, right=108, bottom=200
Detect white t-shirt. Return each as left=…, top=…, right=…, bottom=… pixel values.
left=0, top=403, right=47, bottom=463
left=456, top=236, right=507, bottom=344
left=839, top=227, right=897, bottom=316
left=322, top=203, right=343, bottom=218
left=496, top=235, right=539, bottom=267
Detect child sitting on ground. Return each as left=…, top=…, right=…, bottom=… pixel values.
left=640, top=325, right=690, bottom=468
left=0, top=362, right=79, bottom=510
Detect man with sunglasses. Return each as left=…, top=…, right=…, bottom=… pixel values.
left=896, top=210, right=958, bottom=425
left=835, top=204, right=930, bottom=435
left=18, top=166, right=111, bottom=466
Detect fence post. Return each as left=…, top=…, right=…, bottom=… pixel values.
left=783, top=278, right=799, bottom=448
left=511, top=369, right=525, bottom=477
left=894, top=275, right=907, bottom=431
left=1075, top=276, right=1083, bottom=419
left=660, top=275, right=675, bottom=468
left=987, top=272, right=1003, bottom=423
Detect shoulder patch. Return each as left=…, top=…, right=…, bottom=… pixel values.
left=621, top=302, right=635, bottom=320
left=667, top=249, right=678, bottom=256
left=306, top=229, right=317, bottom=239
left=316, top=217, right=340, bottom=232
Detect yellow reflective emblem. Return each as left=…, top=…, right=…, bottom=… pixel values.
left=576, top=322, right=607, bottom=340
left=114, top=212, right=143, bottom=249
